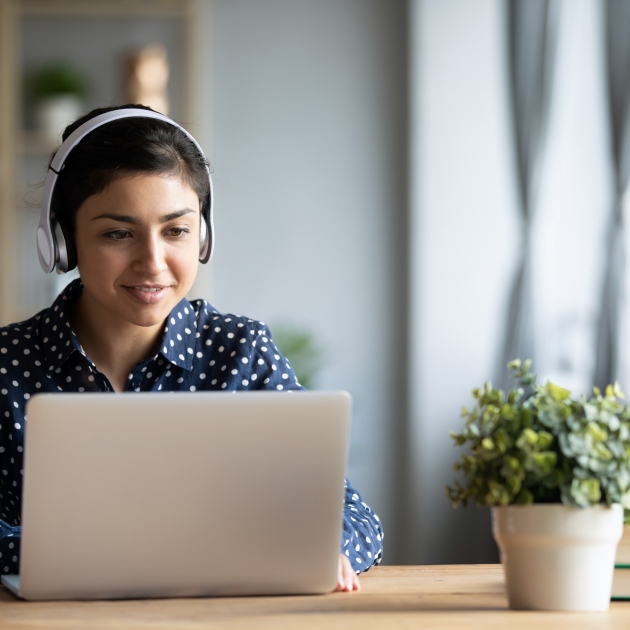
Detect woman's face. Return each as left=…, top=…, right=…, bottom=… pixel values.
left=74, top=173, right=201, bottom=328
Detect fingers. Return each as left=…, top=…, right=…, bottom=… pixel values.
left=342, top=558, right=354, bottom=592
left=335, top=554, right=361, bottom=592
left=335, top=557, right=345, bottom=592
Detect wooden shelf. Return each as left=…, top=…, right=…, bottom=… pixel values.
left=19, top=0, right=187, bottom=18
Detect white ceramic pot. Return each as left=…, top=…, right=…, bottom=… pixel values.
left=34, top=95, right=83, bottom=145
left=493, top=503, right=623, bottom=611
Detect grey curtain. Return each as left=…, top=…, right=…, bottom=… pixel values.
left=594, top=0, right=630, bottom=391
left=499, top=0, right=559, bottom=390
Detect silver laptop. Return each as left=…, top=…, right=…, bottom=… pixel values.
left=1, top=391, right=351, bottom=600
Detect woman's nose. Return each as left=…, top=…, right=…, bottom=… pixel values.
left=134, top=233, right=168, bottom=275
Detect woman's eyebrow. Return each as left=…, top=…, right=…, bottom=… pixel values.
left=91, top=209, right=195, bottom=224
left=92, top=213, right=139, bottom=224
left=159, top=208, right=195, bottom=223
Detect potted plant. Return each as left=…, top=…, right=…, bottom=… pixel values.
left=272, top=324, right=323, bottom=390
left=447, top=360, right=629, bottom=611
left=28, top=62, right=88, bottom=145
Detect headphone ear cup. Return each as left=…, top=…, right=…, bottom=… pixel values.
left=53, top=218, right=77, bottom=273
left=199, top=215, right=209, bottom=261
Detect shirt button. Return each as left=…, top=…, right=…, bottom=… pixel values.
left=131, top=380, right=139, bottom=390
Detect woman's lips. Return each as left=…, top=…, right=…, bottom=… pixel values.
left=122, top=285, right=169, bottom=304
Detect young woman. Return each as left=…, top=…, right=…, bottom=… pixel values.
left=0, top=105, right=383, bottom=591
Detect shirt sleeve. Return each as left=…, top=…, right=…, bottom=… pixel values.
left=0, top=520, right=20, bottom=575
left=0, top=333, right=24, bottom=576
left=247, top=324, right=304, bottom=392
left=341, top=478, right=383, bottom=574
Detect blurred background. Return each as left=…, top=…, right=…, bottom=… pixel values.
left=0, top=0, right=628, bottom=565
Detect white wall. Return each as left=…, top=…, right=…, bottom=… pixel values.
left=205, top=0, right=408, bottom=556
left=409, top=0, right=520, bottom=563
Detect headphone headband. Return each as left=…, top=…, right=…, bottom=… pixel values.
left=37, top=108, right=214, bottom=273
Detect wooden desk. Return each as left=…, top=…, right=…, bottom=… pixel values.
left=1, top=565, right=629, bottom=629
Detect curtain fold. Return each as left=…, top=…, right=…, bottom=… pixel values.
left=594, top=0, right=630, bottom=391
left=499, top=0, right=559, bottom=391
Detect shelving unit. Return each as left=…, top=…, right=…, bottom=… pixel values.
left=0, top=0, right=202, bottom=326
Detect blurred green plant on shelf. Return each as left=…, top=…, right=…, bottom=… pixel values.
left=28, top=62, right=89, bottom=101
left=26, top=62, right=89, bottom=144
left=447, top=359, right=630, bottom=523
left=272, top=324, right=324, bottom=390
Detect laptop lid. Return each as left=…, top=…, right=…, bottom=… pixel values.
left=19, top=391, right=351, bottom=600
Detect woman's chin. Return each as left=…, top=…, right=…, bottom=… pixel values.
left=131, top=302, right=176, bottom=326
left=114, top=297, right=178, bottom=329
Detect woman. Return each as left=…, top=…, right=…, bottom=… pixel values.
left=0, top=105, right=383, bottom=591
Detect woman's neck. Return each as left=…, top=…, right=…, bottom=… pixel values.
left=71, top=291, right=165, bottom=392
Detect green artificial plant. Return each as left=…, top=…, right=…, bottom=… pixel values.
left=28, top=62, right=88, bottom=101
left=272, top=324, right=323, bottom=390
left=447, top=360, right=630, bottom=522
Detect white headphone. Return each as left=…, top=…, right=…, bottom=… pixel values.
left=37, top=108, right=214, bottom=274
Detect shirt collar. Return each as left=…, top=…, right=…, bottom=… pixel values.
left=40, top=279, right=198, bottom=373
left=40, top=278, right=87, bottom=373
left=159, top=299, right=198, bottom=370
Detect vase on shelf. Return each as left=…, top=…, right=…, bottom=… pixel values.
left=34, top=95, right=83, bottom=146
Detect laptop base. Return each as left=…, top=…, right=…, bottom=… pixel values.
left=1, top=574, right=20, bottom=597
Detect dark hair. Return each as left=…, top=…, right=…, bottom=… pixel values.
left=49, top=104, right=210, bottom=238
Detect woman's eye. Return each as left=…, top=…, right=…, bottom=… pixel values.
left=167, top=227, right=190, bottom=237
left=105, top=230, right=131, bottom=240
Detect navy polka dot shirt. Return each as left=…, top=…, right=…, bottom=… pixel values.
left=0, top=279, right=383, bottom=576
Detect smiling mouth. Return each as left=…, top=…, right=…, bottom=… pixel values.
left=122, top=284, right=171, bottom=303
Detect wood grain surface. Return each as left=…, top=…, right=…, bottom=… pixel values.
left=1, top=565, right=629, bottom=629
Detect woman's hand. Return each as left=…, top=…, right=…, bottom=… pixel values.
left=335, top=554, right=360, bottom=592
